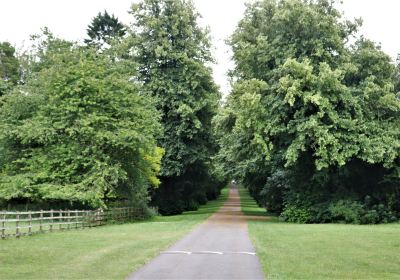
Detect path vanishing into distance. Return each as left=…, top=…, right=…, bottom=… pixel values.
left=127, top=186, right=264, bottom=280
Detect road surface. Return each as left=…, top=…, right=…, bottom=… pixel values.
left=127, top=186, right=264, bottom=279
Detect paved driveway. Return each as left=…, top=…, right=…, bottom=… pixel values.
left=127, top=186, right=264, bottom=279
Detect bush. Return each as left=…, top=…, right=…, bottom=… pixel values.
left=185, top=200, right=200, bottom=211
left=328, top=200, right=364, bottom=224
left=361, top=210, right=380, bottom=224
left=328, top=200, right=397, bottom=224
left=362, top=204, right=397, bottom=224
left=280, top=205, right=314, bottom=223
left=260, top=170, right=289, bottom=213
left=280, top=194, right=315, bottom=223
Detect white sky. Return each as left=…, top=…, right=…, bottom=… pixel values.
left=1, top=0, right=399, bottom=95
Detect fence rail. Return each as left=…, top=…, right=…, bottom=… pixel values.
left=1, top=207, right=144, bottom=239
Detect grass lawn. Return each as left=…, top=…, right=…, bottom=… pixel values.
left=0, top=188, right=228, bottom=280
left=238, top=186, right=274, bottom=217
left=239, top=186, right=400, bottom=279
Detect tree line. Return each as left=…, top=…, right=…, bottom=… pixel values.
left=215, top=0, right=400, bottom=224
left=0, top=0, right=399, bottom=223
left=0, top=0, right=224, bottom=215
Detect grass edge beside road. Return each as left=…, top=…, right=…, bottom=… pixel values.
left=238, top=186, right=400, bottom=279
left=238, top=185, right=269, bottom=217
left=0, top=187, right=229, bottom=280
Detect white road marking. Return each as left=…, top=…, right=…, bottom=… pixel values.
left=161, top=250, right=192, bottom=255
left=198, top=251, right=223, bottom=255
left=235, top=251, right=256, bottom=255
left=161, top=251, right=256, bottom=255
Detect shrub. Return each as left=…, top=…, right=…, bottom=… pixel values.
left=260, top=170, right=289, bottom=213
left=185, top=200, right=200, bottom=211
left=329, top=200, right=364, bottom=224
left=280, top=205, right=314, bottom=223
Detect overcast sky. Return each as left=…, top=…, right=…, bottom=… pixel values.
left=1, top=0, right=399, bottom=94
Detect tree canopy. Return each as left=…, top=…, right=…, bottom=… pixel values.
left=0, top=34, right=162, bottom=209
left=85, top=11, right=126, bottom=49
left=0, top=42, right=19, bottom=96
left=215, top=0, right=400, bottom=223
left=0, top=0, right=398, bottom=225
left=128, top=0, right=223, bottom=214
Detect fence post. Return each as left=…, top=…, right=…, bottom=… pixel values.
left=28, top=212, right=32, bottom=235
left=39, top=210, right=43, bottom=232
left=1, top=213, right=5, bottom=239
left=59, top=210, right=62, bottom=230
left=16, top=214, right=20, bottom=238
left=97, top=210, right=101, bottom=226
left=86, top=210, right=92, bottom=227
left=75, top=210, right=78, bottom=229
left=50, top=209, right=53, bottom=232
left=67, top=210, right=70, bottom=230
left=83, top=211, right=86, bottom=228
left=94, top=210, right=97, bottom=226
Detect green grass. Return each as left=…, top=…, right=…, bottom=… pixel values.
left=238, top=186, right=270, bottom=217
left=0, top=188, right=228, bottom=280
left=239, top=187, right=400, bottom=279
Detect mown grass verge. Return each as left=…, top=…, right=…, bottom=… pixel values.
left=0, top=188, right=228, bottom=280
left=239, top=186, right=400, bottom=279
left=238, top=185, right=269, bottom=217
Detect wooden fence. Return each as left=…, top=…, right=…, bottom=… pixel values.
left=0, top=207, right=144, bottom=239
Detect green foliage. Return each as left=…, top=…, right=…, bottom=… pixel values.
left=0, top=42, right=19, bottom=96
left=128, top=0, right=223, bottom=214
left=84, top=11, right=126, bottom=49
left=215, top=0, right=400, bottom=223
left=328, top=200, right=365, bottom=224
left=0, top=33, right=162, bottom=208
left=280, top=205, right=314, bottom=224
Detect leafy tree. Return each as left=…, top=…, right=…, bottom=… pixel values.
left=216, top=0, right=400, bottom=223
left=85, top=11, right=126, bottom=49
left=394, top=54, right=400, bottom=94
left=0, top=34, right=163, bottom=209
left=0, top=42, right=19, bottom=96
left=129, top=0, right=223, bottom=214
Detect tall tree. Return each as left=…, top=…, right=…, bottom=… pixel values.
left=0, top=33, right=162, bottom=209
left=129, top=0, right=222, bottom=214
left=394, top=54, right=400, bottom=93
left=215, top=0, right=400, bottom=223
left=85, top=11, right=126, bottom=49
left=0, top=42, right=19, bottom=96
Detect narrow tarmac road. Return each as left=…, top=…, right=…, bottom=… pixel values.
left=127, top=186, right=264, bottom=280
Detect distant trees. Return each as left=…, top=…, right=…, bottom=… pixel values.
left=0, top=33, right=162, bottom=209
left=215, top=0, right=400, bottom=223
left=128, top=0, right=223, bottom=214
left=85, top=11, right=126, bottom=49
